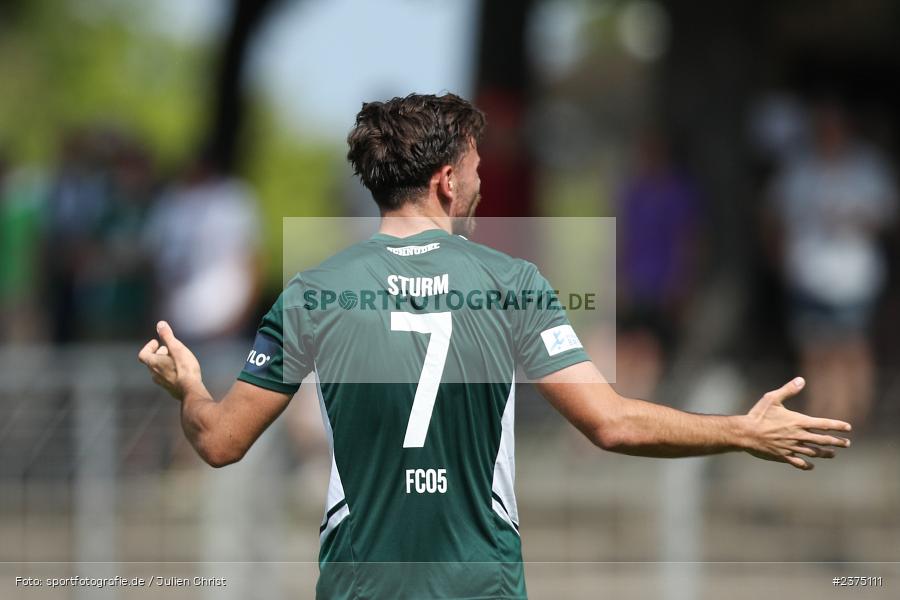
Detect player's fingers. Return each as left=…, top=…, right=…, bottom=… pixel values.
left=787, top=444, right=817, bottom=457
left=141, top=351, right=175, bottom=374
left=802, top=416, right=852, bottom=433
left=788, top=444, right=835, bottom=459
left=141, top=352, right=165, bottom=372
left=156, top=321, right=186, bottom=357
left=800, top=432, right=851, bottom=448
left=805, top=444, right=836, bottom=459
left=138, top=339, right=159, bottom=363
left=762, top=377, right=805, bottom=406
left=155, top=346, right=169, bottom=356
left=785, top=454, right=813, bottom=470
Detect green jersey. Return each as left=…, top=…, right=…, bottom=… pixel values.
left=239, top=229, right=589, bottom=599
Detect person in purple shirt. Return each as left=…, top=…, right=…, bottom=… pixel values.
left=616, top=130, right=702, bottom=398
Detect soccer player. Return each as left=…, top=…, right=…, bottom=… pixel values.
left=138, top=93, right=852, bottom=600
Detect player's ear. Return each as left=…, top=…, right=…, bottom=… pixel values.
left=436, top=164, right=454, bottom=202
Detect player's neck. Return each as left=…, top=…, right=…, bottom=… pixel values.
left=379, top=203, right=451, bottom=238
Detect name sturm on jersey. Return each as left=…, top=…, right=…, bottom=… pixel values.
left=386, top=242, right=441, bottom=256
left=386, top=273, right=449, bottom=297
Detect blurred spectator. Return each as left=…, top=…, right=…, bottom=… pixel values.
left=748, top=92, right=809, bottom=166
left=98, top=139, right=157, bottom=339
left=476, top=90, right=535, bottom=218
left=143, top=156, right=262, bottom=344
left=44, top=130, right=111, bottom=342
left=470, top=91, right=536, bottom=261
left=43, top=128, right=155, bottom=342
left=615, top=129, right=702, bottom=399
left=767, top=101, right=898, bottom=426
left=0, top=158, right=46, bottom=341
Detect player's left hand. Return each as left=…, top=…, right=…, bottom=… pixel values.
left=138, top=321, right=203, bottom=401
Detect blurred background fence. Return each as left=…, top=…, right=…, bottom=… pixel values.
left=0, top=346, right=898, bottom=599
left=2, top=0, right=900, bottom=598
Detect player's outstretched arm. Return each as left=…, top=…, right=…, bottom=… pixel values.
left=535, top=361, right=851, bottom=470
left=138, top=321, right=292, bottom=468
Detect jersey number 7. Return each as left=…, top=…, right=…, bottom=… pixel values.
left=390, top=311, right=452, bottom=448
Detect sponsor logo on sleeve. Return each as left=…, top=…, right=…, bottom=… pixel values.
left=244, top=333, right=280, bottom=374
left=540, top=324, right=583, bottom=357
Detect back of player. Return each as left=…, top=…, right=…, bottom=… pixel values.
left=136, top=93, right=852, bottom=600
left=239, top=228, right=589, bottom=599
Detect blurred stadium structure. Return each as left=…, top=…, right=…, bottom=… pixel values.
left=2, top=0, right=900, bottom=598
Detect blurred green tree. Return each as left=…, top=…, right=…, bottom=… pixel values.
left=0, top=0, right=340, bottom=290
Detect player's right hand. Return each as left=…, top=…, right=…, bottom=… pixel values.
left=138, top=321, right=203, bottom=402
left=743, top=377, right=852, bottom=470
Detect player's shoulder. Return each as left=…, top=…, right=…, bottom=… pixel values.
left=448, top=234, right=538, bottom=276
left=289, top=240, right=374, bottom=282
left=318, top=240, right=373, bottom=270
left=280, top=236, right=393, bottom=302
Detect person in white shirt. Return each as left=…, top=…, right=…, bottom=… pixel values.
left=769, top=101, right=897, bottom=426
left=144, top=158, right=262, bottom=343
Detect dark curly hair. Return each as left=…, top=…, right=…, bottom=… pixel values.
left=347, top=92, right=486, bottom=210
